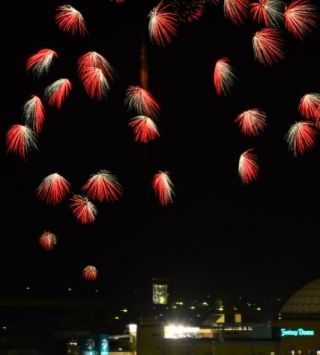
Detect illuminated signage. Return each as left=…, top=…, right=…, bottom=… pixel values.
left=80, top=334, right=109, bottom=355
left=280, top=328, right=315, bottom=337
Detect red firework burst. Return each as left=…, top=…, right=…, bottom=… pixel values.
left=286, top=121, right=317, bottom=156
left=238, top=149, right=259, bottom=185
left=36, top=173, right=71, bottom=205
left=252, top=28, right=284, bottom=66
left=298, top=93, right=320, bottom=123
left=26, top=48, right=58, bottom=78
left=23, top=96, right=45, bottom=134
left=82, top=170, right=122, bottom=203
left=70, top=195, right=97, bottom=224
left=235, top=109, right=267, bottom=136
left=82, top=265, right=98, bottom=281
left=129, top=116, right=160, bottom=143
left=6, top=124, right=38, bottom=159
left=250, top=0, right=283, bottom=27
left=125, top=86, right=160, bottom=119
left=55, top=5, right=87, bottom=36
left=213, top=58, right=236, bottom=96
left=39, top=231, right=57, bottom=251
left=152, top=171, right=174, bottom=206
left=224, top=0, right=249, bottom=25
left=45, top=79, right=72, bottom=109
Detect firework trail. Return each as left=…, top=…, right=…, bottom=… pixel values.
left=70, top=195, right=97, bottom=224
left=224, top=0, right=249, bottom=25
left=129, top=116, right=160, bottom=143
left=152, top=171, right=174, bottom=206
left=171, top=0, right=206, bottom=23
left=250, top=0, right=284, bottom=27
left=23, top=96, right=45, bottom=134
left=252, top=28, right=284, bottom=66
left=26, top=49, right=58, bottom=78
left=298, top=93, right=320, bottom=124
left=36, top=173, right=71, bottom=206
left=82, top=170, right=122, bottom=203
left=149, top=1, right=178, bottom=46
left=284, top=0, right=318, bottom=40
left=213, top=58, right=236, bottom=96
left=39, top=231, right=57, bottom=251
left=6, top=124, right=38, bottom=159
left=238, top=149, right=259, bottom=185
left=235, top=109, right=267, bottom=136
left=82, top=265, right=98, bottom=281
left=55, top=5, right=87, bottom=36
left=286, top=121, right=317, bottom=156
left=125, top=86, right=160, bottom=118
left=44, top=79, right=72, bottom=109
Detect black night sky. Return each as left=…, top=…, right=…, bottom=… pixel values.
left=1, top=0, right=320, bottom=307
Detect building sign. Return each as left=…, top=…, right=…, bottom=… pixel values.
left=280, top=328, right=315, bottom=337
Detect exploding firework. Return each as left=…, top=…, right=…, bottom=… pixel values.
left=36, top=173, right=71, bottom=205
left=171, top=0, right=206, bottom=23
left=235, top=109, right=267, bottom=136
left=82, top=265, right=98, bottom=281
left=252, top=28, right=284, bottom=66
left=152, top=171, right=174, bottom=206
left=129, top=116, right=160, bottom=143
left=78, top=52, right=114, bottom=77
left=298, top=93, right=320, bottom=123
left=250, top=0, right=284, bottom=27
left=224, top=0, right=249, bottom=25
left=55, top=5, right=87, bottom=36
left=238, top=149, right=259, bottom=185
left=213, top=58, right=236, bottom=96
left=125, top=86, right=160, bottom=119
left=149, top=1, right=178, bottom=46
left=39, top=231, right=57, bottom=251
left=6, top=124, right=38, bottom=159
left=284, top=0, right=318, bottom=40
left=26, top=49, right=58, bottom=78
left=70, top=195, right=97, bottom=224
left=82, top=170, right=122, bottom=203
left=44, top=79, right=72, bottom=109
left=23, top=96, right=45, bottom=134
left=286, top=121, right=317, bottom=156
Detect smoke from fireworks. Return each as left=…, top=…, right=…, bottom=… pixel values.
left=213, top=58, right=236, bottom=96
left=45, top=79, right=72, bottom=109
left=36, top=173, right=71, bottom=206
left=70, top=195, right=97, bottom=224
left=152, top=171, right=174, bottom=206
left=129, top=116, right=160, bottom=143
left=235, top=109, right=267, bottom=136
left=55, top=5, right=87, bottom=36
left=26, top=49, right=58, bottom=78
left=238, top=149, right=259, bottom=185
left=23, top=96, right=45, bottom=134
left=82, top=265, right=98, bottom=281
left=286, top=121, right=317, bottom=156
left=6, top=124, right=38, bottom=159
left=125, top=86, right=160, bottom=119
left=250, top=0, right=284, bottom=27
left=39, top=231, right=57, bottom=251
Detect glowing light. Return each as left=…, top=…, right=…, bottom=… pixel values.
left=238, top=149, right=259, bottom=185
left=82, top=265, right=98, bottom=281
left=70, top=195, right=97, bottom=224
left=125, top=86, right=160, bottom=119
left=129, top=115, right=160, bottom=143
left=152, top=171, right=174, bottom=206
left=45, top=78, right=72, bottom=109
left=298, top=93, right=320, bottom=123
left=250, top=0, right=284, bottom=27
left=36, top=173, right=71, bottom=205
left=213, top=58, right=236, bottom=96
left=6, top=124, right=38, bottom=159
left=55, top=5, right=87, bottom=36
left=26, top=48, right=58, bottom=78
left=23, top=95, right=45, bottom=134
left=164, top=325, right=200, bottom=339
left=235, top=109, right=267, bottom=136
left=39, top=231, right=57, bottom=251
left=224, top=0, right=249, bottom=25
left=286, top=121, right=317, bottom=156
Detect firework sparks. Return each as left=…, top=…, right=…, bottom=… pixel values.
left=23, top=96, right=45, bottom=134
left=26, top=49, right=58, bottom=78
left=39, top=231, right=57, bottom=251
left=298, top=93, right=320, bottom=123
left=286, top=121, right=317, bottom=156
left=125, top=86, right=160, bottom=118
left=172, top=0, right=206, bottom=23
left=82, top=265, right=98, bottom=281
left=44, top=78, right=72, bottom=109
left=235, top=109, right=267, bottom=136
left=82, top=170, right=122, bottom=203
left=252, top=28, right=284, bottom=66
left=213, top=58, right=236, bottom=96
left=238, top=149, right=259, bottom=185
left=70, top=195, right=97, bottom=224
left=129, top=116, right=160, bottom=143
left=36, top=173, right=71, bottom=205
left=149, top=1, right=178, bottom=46
left=224, top=0, right=249, bottom=25
left=250, top=0, right=284, bottom=27
left=55, top=5, right=87, bottom=36
left=78, top=52, right=114, bottom=77
left=6, top=124, right=38, bottom=159
left=152, top=171, right=174, bottom=206
left=284, top=0, right=318, bottom=40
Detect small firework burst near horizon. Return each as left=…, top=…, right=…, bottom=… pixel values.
left=250, top=0, right=284, bottom=27
left=286, top=121, right=317, bottom=156
left=235, top=109, right=267, bottom=136
left=298, top=93, right=320, bottom=124
left=82, top=170, right=122, bottom=203
left=70, top=195, right=97, bottom=224
left=149, top=1, right=178, bottom=47
left=213, top=58, right=236, bottom=96
left=23, top=96, right=45, bottom=134
left=238, top=149, right=259, bottom=185
left=26, top=49, right=58, bottom=79
left=44, top=79, right=72, bottom=109
left=36, top=173, right=71, bottom=206
left=82, top=265, right=98, bottom=281
left=252, top=28, right=284, bottom=66
left=284, top=0, right=318, bottom=40
left=152, top=171, right=174, bottom=206
left=6, top=124, right=38, bottom=159
left=224, top=0, right=249, bottom=25
left=129, top=116, right=160, bottom=143
left=171, top=0, right=206, bottom=23
left=125, top=86, right=160, bottom=119
left=39, top=231, right=57, bottom=251
left=55, top=5, right=87, bottom=36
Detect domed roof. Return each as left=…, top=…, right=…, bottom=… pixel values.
left=281, top=279, right=320, bottom=316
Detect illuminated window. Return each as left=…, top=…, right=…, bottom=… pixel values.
left=153, top=283, right=168, bottom=304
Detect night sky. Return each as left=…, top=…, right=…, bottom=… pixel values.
left=1, top=0, right=320, bottom=306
